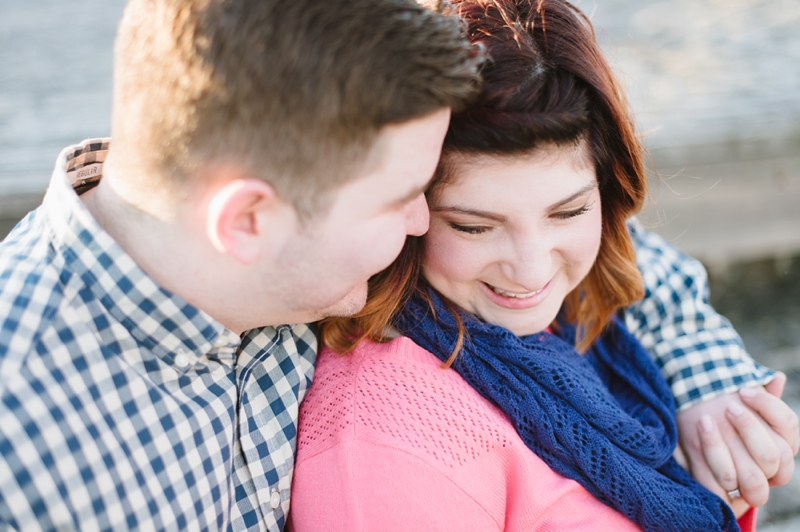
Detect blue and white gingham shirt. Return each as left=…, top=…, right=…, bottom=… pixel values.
left=0, top=139, right=316, bottom=531
left=626, top=220, right=774, bottom=410
left=0, top=139, right=774, bottom=530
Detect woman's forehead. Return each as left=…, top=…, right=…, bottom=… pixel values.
left=438, top=142, right=594, bottom=189
left=444, top=141, right=592, bottom=176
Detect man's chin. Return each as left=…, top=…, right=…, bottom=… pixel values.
left=314, top=283, right=368, bottom=320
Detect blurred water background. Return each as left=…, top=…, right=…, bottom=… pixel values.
left=1, top=0, right=799, bottom=527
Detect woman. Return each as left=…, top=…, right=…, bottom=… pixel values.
left=291, top=1, right=763, bottom=530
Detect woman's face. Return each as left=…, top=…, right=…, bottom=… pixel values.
left=422, top=143, right=602, bottom=336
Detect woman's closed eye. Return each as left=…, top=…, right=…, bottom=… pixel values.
left=552, top=201, right=594, bottom=220
left=449, top=222, right=491, bottom=235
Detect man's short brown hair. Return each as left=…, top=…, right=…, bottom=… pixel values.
left=110, top=0, right=481, bottom=215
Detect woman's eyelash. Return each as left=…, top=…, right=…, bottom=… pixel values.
left=448, top=203, right=593, bottom=231
left=449, top=222, right=489, bottom=234
left=554, top=203, right=593, bottom=220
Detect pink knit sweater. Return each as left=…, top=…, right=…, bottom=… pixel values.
left=293, top=336, right=653, bottom=531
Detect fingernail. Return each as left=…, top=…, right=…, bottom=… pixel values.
left=700, top=414, right=714, bottom=433
left=727, top=402, right=745, bottom=417
left=739, top=387, right=757, bottom=398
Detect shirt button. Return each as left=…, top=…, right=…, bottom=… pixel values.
left=213, top=335, right=227, bottom=348
left=174, top=350, right=189, bottom=368
left=270, top=490, right=281, bottom=509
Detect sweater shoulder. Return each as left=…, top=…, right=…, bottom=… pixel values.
left=297, top=337, right=511, bottom=467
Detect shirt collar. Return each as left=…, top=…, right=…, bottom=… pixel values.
left=42, top=138, right=242, bottom=369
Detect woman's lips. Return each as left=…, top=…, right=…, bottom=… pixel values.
left=480, top=277, right=554, bottom=309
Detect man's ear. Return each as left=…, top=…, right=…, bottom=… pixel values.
left=206, top=178, right=293, bottom=264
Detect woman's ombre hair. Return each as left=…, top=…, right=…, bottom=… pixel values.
left=320, top=0, right=646, bottom=356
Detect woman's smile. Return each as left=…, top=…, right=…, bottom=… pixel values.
left=480, top=276, right=555, bottom=309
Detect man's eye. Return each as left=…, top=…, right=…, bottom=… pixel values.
left=449, top=222, right=489, bottom=234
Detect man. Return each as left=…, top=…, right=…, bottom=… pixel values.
left=0, top=0, right=479, bottom=529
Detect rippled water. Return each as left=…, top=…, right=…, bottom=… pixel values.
left=2, top=0, right=800, bottom=201
left=0, top=0, right=124, bottom=197
left=589, top=0, right=800, bottom=163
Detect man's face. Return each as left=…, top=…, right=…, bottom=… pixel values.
left=269, top=108, right=451, bottom=323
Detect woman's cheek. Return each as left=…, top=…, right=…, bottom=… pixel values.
left=423, top=227, right=454, bottom=270
left=423, top=227, right=478, bottom=281
left=574, top=207, right=603, bottom=263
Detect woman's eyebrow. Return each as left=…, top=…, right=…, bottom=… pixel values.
left=431, top=206, right=507, bottom=222
left=432, top=182, right=597, bottom=221
left=549, top=182, right=597, bottom=210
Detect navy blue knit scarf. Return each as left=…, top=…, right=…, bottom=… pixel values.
left=394, top=288, right=738, bottom=532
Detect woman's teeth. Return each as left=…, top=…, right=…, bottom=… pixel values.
left=490, top=285, right=542, bottom=298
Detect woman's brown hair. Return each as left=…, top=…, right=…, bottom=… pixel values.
left=320, top=0, right=646, bottom=356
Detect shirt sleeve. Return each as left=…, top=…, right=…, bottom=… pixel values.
left=623, top=220, right=775, bottom=410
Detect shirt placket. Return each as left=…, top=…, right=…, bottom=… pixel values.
left=234, top=327, right=295, bottom=531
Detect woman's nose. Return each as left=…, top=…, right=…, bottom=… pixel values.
left=503, top=231, right=553, bottom=290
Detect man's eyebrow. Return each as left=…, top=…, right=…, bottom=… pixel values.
left=549, top=182, right=597, bottom=210
left=431, top=206, right=507, bottom=223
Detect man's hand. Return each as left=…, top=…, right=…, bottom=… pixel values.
left=675, top=372, right=799, bottom=515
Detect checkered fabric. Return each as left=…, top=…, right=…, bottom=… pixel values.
left=625, top=220, right=775, bottom=410
left=0, top=139, right=317, bottom=531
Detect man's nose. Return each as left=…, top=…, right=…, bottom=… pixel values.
left=405, top=193, right=430, bottom=237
